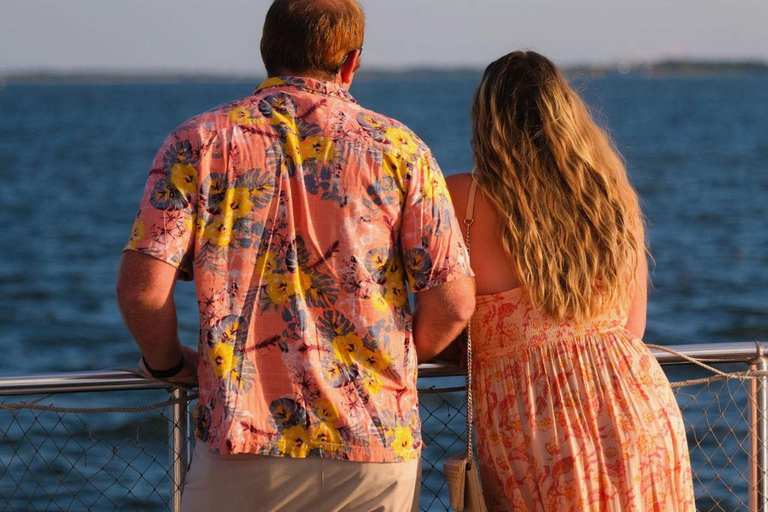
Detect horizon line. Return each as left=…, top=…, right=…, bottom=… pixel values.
left=2, top=56, right=768, bottom=76
left=2, top=59, right=767, bottom=85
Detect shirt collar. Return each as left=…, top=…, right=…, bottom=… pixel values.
left=254, top=76, right=357, bottom=104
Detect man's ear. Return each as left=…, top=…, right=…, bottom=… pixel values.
left=339, top=49, right=362, bottom=89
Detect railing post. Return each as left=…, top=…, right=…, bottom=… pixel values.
left=751, top=346, right=768, bottom=512
left=171, top=388, right=189, bottom=512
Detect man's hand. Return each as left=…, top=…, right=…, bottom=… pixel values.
left=429, top=329, right=468, bottom=368
left=138, top=345, right=199, bottom=384
left=413, top=276, right=476, bottom=363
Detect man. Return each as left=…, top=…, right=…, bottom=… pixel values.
left=116, top=0, right=475, bottom=510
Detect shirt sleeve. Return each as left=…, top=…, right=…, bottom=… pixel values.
left=400, top=151, right=474, bottom=293
left=123, top=127, right=199, bottom=281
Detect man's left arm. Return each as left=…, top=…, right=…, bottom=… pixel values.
left=117, top=251, right=198, bottom=381
left=399, top=149, right=476, bottom=362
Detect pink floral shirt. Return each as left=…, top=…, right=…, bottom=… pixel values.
left=125, top=76, right=472, bottom=462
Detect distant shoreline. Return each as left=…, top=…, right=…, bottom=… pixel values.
left=2, top=60, right=767, bottom=85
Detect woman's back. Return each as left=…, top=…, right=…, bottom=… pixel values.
left=446, top=173, right=521, bottom=296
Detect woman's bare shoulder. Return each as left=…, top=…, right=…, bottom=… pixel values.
left=445, top=173, right=474, bottom=222
left=445, top=172, right=474, bottom=190
left=445, top=173, right=474, bottom=214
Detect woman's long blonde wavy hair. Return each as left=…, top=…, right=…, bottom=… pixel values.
left=471, top=51, right=646, bottom=321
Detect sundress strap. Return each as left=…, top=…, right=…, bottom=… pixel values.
left=465, top=174, right=479, bottom=226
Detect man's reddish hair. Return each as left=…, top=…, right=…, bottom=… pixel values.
left=261, top=0, right=365, bottom=78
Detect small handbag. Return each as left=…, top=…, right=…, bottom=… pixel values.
left=443, top=177, right=488, bottom=512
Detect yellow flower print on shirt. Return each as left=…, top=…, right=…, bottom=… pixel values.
left=314, top=399, right=340, bottom=424
left=359, top=347, right=392, bottom=373
left=381, top=153, right=409, bottom=193
left=203, top=210, right=234, bottom=247
left=332, top=332, right=365, bottom=366
left=264, top=269, right=311, bottom=305
left=228, top=106, right=266, bottom=126
left=383, top=261, right=407, bottom=308
left=256, top=251, right=278, bottom=276
left=322, top=357, right=347, bottom=385
left=267, top=98, right=299, bottom=129
left=227, top=187, right=255, bottom=219
left=418, top=155, right=449, bottom=200
left=183, top=215, right=195, bottom=235
left=201, top=186, right=256, bottom=247
left=170, top=163, right=197, bottom=197
left=300, top=136, right=335, bottom=162
left=278, top=425, right=311, bottom=458
left=266, top=272, right=295, bottom=305
left=392, top=426, right=416, bottom=460
left=260, top=77, right=287, bottom=89
left=126, top=220, right=146, bottom=251
left=371, top=291, right=389, bottom=312
left=311, top=422, right=342, bottom=449
left=294, top=269, right=313, bottom=299
left=385, top=127, right=419, bottom=160
left=209, top=342, right=237, bottom=378
left=362, top=372, right=383, bottom=396
left=369, top=255, right=408, bottom=311
left=385, top=284, right=408, bottom=308
left=283, top=131, right=302, bottom=163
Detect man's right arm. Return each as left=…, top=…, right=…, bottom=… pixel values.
left=412, top=276, right=476, bottom=362
left=120, top=125, right=201, bottom=381
left=117, top=251, right=198, bottom=382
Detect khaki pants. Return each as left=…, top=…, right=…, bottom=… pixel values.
left=180, top=442, right=421, bottom=512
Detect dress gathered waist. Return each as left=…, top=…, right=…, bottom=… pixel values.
left=472, top=323, right=629, bottom=360
left=470, top=287, right=630, bottom=360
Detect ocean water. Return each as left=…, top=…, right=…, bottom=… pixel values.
left=0, top=74, right=767, bottom=510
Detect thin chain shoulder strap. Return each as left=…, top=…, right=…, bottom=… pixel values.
left=464, top=175, right=479, bottom=462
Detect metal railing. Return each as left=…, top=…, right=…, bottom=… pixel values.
left=0, top=372, right=191, bottom=510
left=1, top=342, right=766, bottom=511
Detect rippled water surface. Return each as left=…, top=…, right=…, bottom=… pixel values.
left=0, top=75, right=766, bottom=510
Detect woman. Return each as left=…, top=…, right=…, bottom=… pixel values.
left=446, top=51, right=695, bottom=511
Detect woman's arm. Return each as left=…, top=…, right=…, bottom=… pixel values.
left=625, top=231, right=649, bottom=339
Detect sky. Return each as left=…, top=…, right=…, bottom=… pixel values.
left=1, top=0, right=767, bottom=73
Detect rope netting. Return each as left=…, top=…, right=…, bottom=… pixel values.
left=0, top=348, right=765, bottom=512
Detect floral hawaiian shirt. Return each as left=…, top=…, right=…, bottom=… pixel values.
left=125, top=76, right=472, bottom=462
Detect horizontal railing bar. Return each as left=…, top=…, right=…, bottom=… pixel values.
left=418, top=362, right=463, bottom=378
left=0, top=342, right=764, bottom=396
left=0, top=371, right=172, bottom=396
left=651, top=342, right=765, bottom=365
